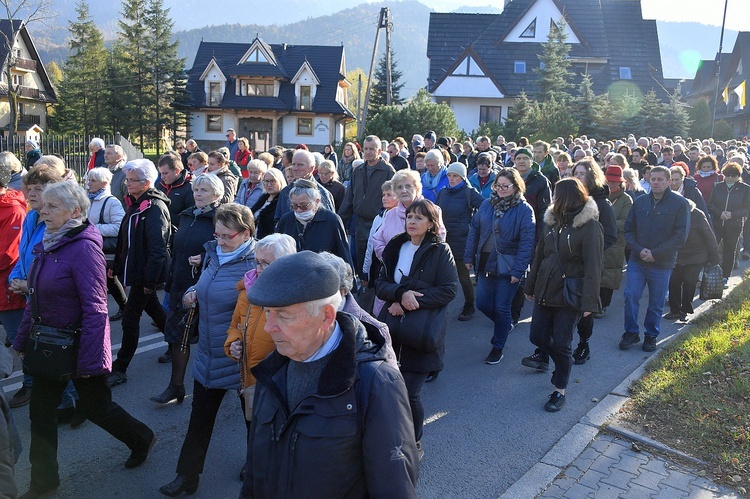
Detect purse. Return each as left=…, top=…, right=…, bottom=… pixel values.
left=382, top=306, right=446, bottom=352
left=551, top=227, right=584, bottom=310
left=98, top=196, right=118, bottom=254
left=493, top=251, right=516, bottom=277
left=179, top=303, right=199, bottom=350
left=239, top=306, right=255, bottom=421
left=22, top=261, right=79, bottom=383
left=700, top=263, right=723, bottom=300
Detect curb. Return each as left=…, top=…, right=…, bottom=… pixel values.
left=499, top=273, right=742, bottom=499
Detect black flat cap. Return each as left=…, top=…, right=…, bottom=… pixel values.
left=247, top=251, right=340, bottom=307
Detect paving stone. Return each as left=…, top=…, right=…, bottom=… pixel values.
left=690, top=477, right=721, bottom=492
left=665, top=469, right=699, bottom=493
left=577, top=469, right=608, bottom=490
left=601, top=468, right=638, bottom=489
left=588, top=454, right=619, bottom=474
left=577, top=445, right=604, bottom=462
left=590, top=435, right=613, bottom=453
left=602, top=439, right=630, bottom=460
left=561, top=483, right=597, bottom=499
left=593, top=483, right=628, bottom=498
left=563, top=465, right=584, bottom=480
left=617, top=454, right=646, bottom=474
left=642, top=457, right=669, bottom=476
left=570, top=454, right=596, bottom=473
left=618, top=482, right=662, bottom=499
left=632, top=468, right=667, bottom=491
left=538, top=483, right=566, bottom=498
left=654, top=484, right=690, bottom=498
left=621, top=448, right=650, bottom=462
left=547, top=477, right=577, bottom=493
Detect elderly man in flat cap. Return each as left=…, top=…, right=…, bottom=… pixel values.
left=241, top=251, right=419, bottom=498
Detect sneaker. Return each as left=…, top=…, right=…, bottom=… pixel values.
left=572, top=342, right=590, bottom=365
left=158, top=347, right=173, bottom=364
left=521, top=351, right=549, bottom=371
left=425, top=371, right=439, bottom=383
left=484, top=347, right=504, bottom=365
left=458, top=305, right=475, bottom=322
left=642, top=335, right=657, bottom=352
left=664, top=312, right=680, bottom=320
left=106, top=371, right=128, bottom=387
left=619, top=332, right=641, bottom=350
left=544, top=391, right=566, bottom=412
left=679, top=313, right=688, bottom=322
left=742, top=251, right=750, bottom=261
left=9, top=386, right=31, bottom=408
left=593, top=306, right=607, bottom=319
left=109, top=308, right=124, bottom=321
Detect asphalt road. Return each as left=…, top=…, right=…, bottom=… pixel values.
left=1, top=272, right=717, bottom=498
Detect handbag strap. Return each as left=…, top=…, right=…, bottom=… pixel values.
left=551, top=227, right=568, bottom=279
left=98, top=196, right=112, bottom=225
left=28, top=257, right=40, bottom=322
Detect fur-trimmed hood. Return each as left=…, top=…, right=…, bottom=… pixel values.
left=543, top=197, right=599, bottom=228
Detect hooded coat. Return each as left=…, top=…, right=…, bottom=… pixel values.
left=244, top=312, right=419, bottom=498
left=436, top=181, right=485, bottom=260
left=524, top=198, right=604, bottom=313
left=600, top=188, right=633, bottom=290
left=469, top=171, right=497, bottom=199
left=677, top=199, right=720, bottom=266
left=156, top=169, right=194, bottom=226
left=13, top=222, right=113, bottom=376
left=8, top=209, right=45, bottom=284
left=0, top=189, right=26, bottom=312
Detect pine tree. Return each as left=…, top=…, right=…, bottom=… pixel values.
left=572, top=74, right=600, bottom=138
left=118, top=0, right=152, bottom=149
left=369, top=49, right=405, bottom=116
left=54, top=0, right=107, bottom=135
left=503, top=90, right=536, bottom=142
left=103, top=43, right=133, bottom=138
left=639, top=91, right=667, bottom=137
left=661, top=90, right=692, bottom=138
left=533, top=17, right=572, bottom=103
left=688, top=99, right=712, bottom=139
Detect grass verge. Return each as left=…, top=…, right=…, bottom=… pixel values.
left=622, top=273, right=750, bottom=492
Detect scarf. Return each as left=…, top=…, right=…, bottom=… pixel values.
left=244, top=268, right=259, bottom=293
left=43, top=218, right=83, bottom=251
left=447, top=180, right=466, bottom=191
left=490, top=191, right=523, bottom=219
left=88, top=187, right=105, bottom=201
left=217, top=238, right=253, bottom=266
left=193, top=201, right=219, bottom=217
left=422, top=167, right=446, bottom=190
left=698, top=170, right=715, bottom=178
left=341, top=154, right=356, bottom=165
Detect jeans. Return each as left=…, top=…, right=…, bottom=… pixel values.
left=176, top=381, right=228, bottom=477
left=714, top=225, right=742, bottom=278
left=476, top=275, right=519, bottom=350
left=401, top=371, right=428, bottom=442
left=0, top=308, right=24, bottom=343
left=668, top=262, right=703, bottom=314
left=113, top=286, right=166, bottom=373
left=529, top=303, right=580, bottom=390
left=29, top=376, right=153, bottom=491
left=623, top=258, right=672, bottom=338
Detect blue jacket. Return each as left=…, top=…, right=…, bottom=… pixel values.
left=464, top=198, right=536, bottom=280
left=436, top=181, right=484, bottom=259
left=421, top=169, right=449, bottom=203
left=469, top=172, right=497, bottom=199
left=624, top=188, right=690, bottom=269
left=9, top=210, right=44, bottom=283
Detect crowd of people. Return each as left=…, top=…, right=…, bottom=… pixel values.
left=0, top=128, right=749, bottom=497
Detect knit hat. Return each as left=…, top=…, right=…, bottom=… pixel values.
left=514, top=148, right=533, bottom=159
left=605, top=165, right=624, bottom=183
left=424, top=131, right=436, bottom=143
left=437, top=137, right=449, bottom=148
left=0, top=164, right=11, bottom=188
left=412, top=134, right=424, bottom=148
left=446, top=162, right=467, bottom=181
left=26, top=139, right=39, bottom=149
left=247, top=251, right=341, bottom=308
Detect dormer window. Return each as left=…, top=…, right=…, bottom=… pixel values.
left=246, top=83, right=274, bottom=96
left=209, top=82, right=222, bottom=106
left=299, top=85, right=312, bottom=110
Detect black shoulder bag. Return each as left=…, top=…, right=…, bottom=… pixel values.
left=551, top=227, right=584, bottom=310
left=98, top=196, right=119, bottom=254
left=23, top=260, right=79, bottom=383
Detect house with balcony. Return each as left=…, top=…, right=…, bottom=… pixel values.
left=427, top=0, right=666, bottom=134
left=0, top=19, right=57, bottom=138
left=184, top=37, right=354, bottom=151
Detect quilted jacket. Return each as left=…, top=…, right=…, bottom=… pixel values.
left=12, top=222, right=112, bottom=376
left=0, top=189, right=26, bottom=312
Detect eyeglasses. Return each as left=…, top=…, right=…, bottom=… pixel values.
left=256, top=260, right=271, bottom=270
left=262, top=179, right=277, bottom=184
left=125, top=178, right=146, bottom=184
left=725, top=174, right=740, bottom=178
left=290, top=202, right=313, bottom=211
left=495, top=183, right=513, bottom=190
left=213, top=231, right=241, bottom=241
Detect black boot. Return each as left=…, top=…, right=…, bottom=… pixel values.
left=159, top=475, right=199, bottom=497
left=458, top=304, right=475, bottom=321
left=572, top=342, right=590, bottom=365
left=150, top=384, right=186, bottom=404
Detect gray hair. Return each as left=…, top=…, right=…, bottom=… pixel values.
left=317, top=160, right=338, bottom=181
left=292, top=149, right=314, bottom=167
left=192, top=173, right=225, bottom=200
left=123, top=159, right=158, bottom=185
left=424, top=149, right=444, bottom=166
left=42, top=182, right=89, bottom=220
left=304, top=292, right=343, bottom=317
left=311, top=152, right=324, bottom=168
left=289, top=178, right=321, bottom=203
left=255, top=233, right=297, bottom=261
left=87, top=167, right=113, bottom=184
left=247, top=159, right=268, bottom=173
left=262, top=168, right=287, bottom=194
left=318, top=252, right=354, bottom=294
left=0, top=151, right=22, bottom=174
left=106, top=144, right=125, bottom=160
left=90, top=137, right=105, bottom=149
left=217, top=147, right=231, bottom=160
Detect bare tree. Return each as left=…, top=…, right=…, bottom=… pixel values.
left=0, top=0, right=54, bottom=146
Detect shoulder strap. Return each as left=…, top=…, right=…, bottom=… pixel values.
left=356, top=359, right=384, bottom=427
left=551, top=227, right=566, bottom=278
left=98, top=196, right=112, bottom=224
left=28, top=257, right=40, bottom=322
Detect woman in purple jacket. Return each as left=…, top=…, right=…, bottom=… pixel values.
left=12, top=182, right=155, bottom=498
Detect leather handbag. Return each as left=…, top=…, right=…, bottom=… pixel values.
left=493, top=251, right=516, bottom=277
left=382, top=306, right=446, bottom=352
left=700, top=263, right=723, bottom=300
left=22, top=261, right=79, bottom=383
left=98, top=196, right=118, bottom=254
left=552, top=228, right=583, bottom=310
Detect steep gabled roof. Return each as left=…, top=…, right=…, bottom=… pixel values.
left=0, top=19, right=57, bottom=102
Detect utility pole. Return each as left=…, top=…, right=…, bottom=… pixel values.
left=357, top=73, right=363, bottom=133
left=360, top=7, right=390, bottom=141
left=710, top=0, right=729, bottom=137
left=385, top=11, right=393, bottom=106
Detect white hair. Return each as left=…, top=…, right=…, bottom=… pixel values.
left=304, top=292, right=343, bottom=317
left=255, top=233, right=297, bottom=261
left=87, top=167, right=113, bottom=184
left=318, top=252, right=354, bottom=294
left=192, top=173, right=224, bottom=200
left=42, top=182, right=90, bottom=220
left=90, top=137, right=105, bottom=149
left=123, top=159, right=158, bottom=185
left=424, top=149, right=444, bottom=166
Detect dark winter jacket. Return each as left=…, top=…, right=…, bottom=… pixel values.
left=339, top=158, right=395, bottom=223
left=276, top=207, right=353, bottom=268
left=677, top=200, right=720, bottom=266
left=707, top=181, right=750, bottom=230
left=213, top=167, right=239, bottom=203
left=114, top=188, right=171, bottom=288
left=520, top=169, right=552, bottom=238
left=274, top=177, right=336, bottom=222
left=13, top=222, right=113, bottom=377
left=624, top=188, right=690, bottom=269
left=321, top=179, right=346, bottom=212
left=191, top=239, right=255, bottom=390
left=244, top=312, right=419, bottom=498
left=250, top=193, right=279, bottom=239
left=156, top=169, right=194, bottom=228
left=589, top=185, right=618, bottom=250
left=436, top=181, right=484, bottom=259
left=601, top=188, right=633, bottom=290
left=390, top=154, right=409, bottom=171
left=524, top=199, right=604, bottom=313
left=464, top=196, right=536, bottom=280
left=25, top=149, right=41, bottom=169
left=0, top=189, right=26, bottom=313
left=680, top=177, right=708, bottom=221
left=376, top=232, right=457, bottom=373
left=167, top=204, right=216, bottom=293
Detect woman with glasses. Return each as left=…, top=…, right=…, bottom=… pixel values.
left=465, top=168, right=536, bottom=364
left=317, top=159, right=345, bottom=212
left=250, top=167, right=287, bottom=239
left=160, top=204, right=256, bottom=497
left=151, top=174, right=225, bottom=405
left=275, top=178, right=352, bottom=267
left=234, top=159, right=267, bottom=209
left=707, top=162, right=750, bottom=281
